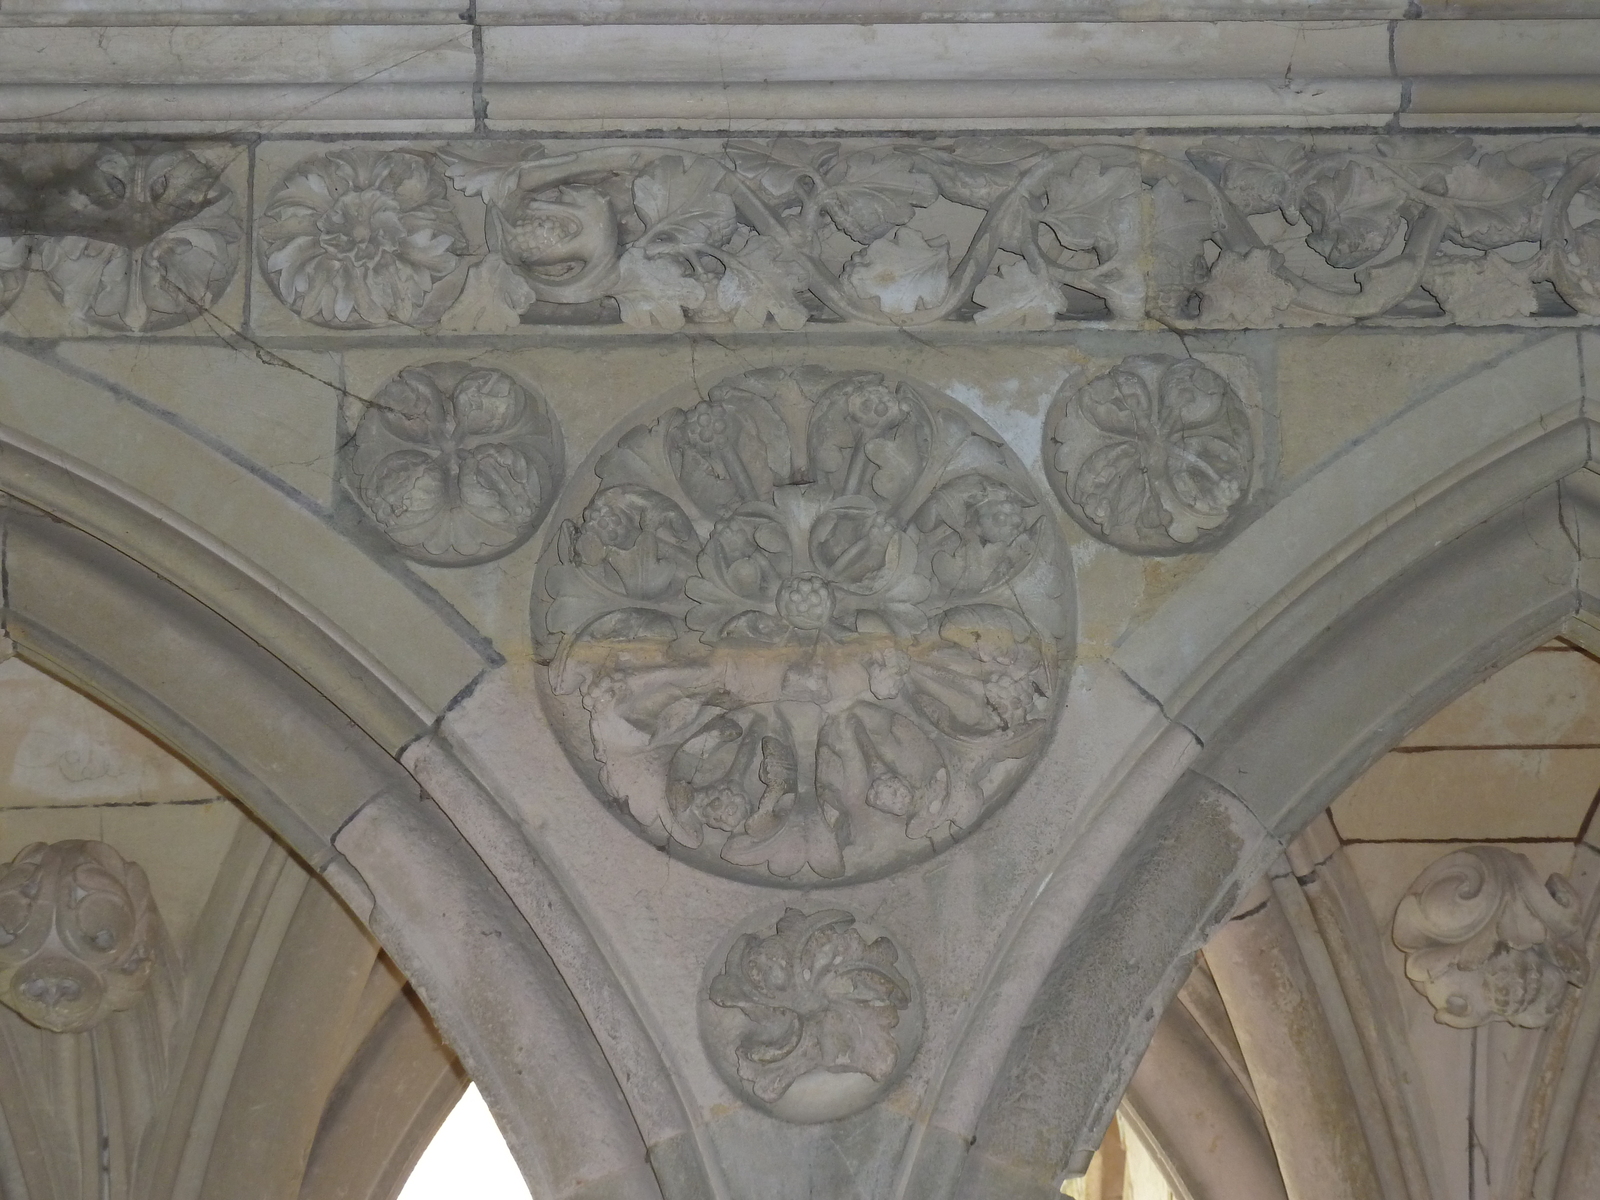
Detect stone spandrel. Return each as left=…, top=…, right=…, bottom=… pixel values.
left=533, top=364, right=1074, bottom=886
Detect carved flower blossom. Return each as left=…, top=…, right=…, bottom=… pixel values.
left=345, top=362, right=564, bottom=566
left=1048, top=355, right=1253, bottom=553
left=261, top=149, right=467, bottom=328
left=537, top=367, right=1070, bottom=884
left=707, top=909, right=914, bottom=1107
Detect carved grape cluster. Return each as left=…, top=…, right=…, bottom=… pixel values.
left=535, top=365, right=1072, bottom=885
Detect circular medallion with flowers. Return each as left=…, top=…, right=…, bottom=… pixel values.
left=534, top=366, right=1073, bottom=885
left=259, top=149, right=468, bottom=328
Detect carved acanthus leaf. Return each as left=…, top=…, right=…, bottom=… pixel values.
left=1393, top=846, right=1588, bottom=1030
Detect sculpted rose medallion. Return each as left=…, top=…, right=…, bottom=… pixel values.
left=534, top=366, right=1073, bottom=885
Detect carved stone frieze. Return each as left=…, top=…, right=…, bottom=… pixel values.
left=534, top=365, right=1072, bottom=885
left=0, top=144, right=240, bottom=332
left=700, top=907, right=920, bottom=1123
left=1393, top=846, right=1588, bottom=1030
left=241, top=134, right=1600, bottom=334
left=0, top=840, right=161, bottom=1034
left=344, top=361, right=565, bottom=567
left=1046, top=354, right=1255, bottom=554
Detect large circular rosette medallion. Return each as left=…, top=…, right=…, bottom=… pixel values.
left=534, top=366, right=1073, bottom=885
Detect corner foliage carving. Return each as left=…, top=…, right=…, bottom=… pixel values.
left=0, top=841, right=161, bottom=1034
left=700, top=907, right=920, bottom=1123
left=343, top=361, right=565, bottom=566
left=1393, top=845, right=1588, bottom=1030
left=534, top=365, right=1072, bottom=885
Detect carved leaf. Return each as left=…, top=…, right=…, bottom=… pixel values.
left=973, top=259, right=1065, bottom=330
left=1299, top=158, right=1408, bottom=269
left=634, top=156, right=739, bottom=252
left=1424, top=253, right=1539, bottom=322
left=611, top=246, right=707, bottom=330
left=725, top=138, right=840, bottom=203
left=1038, top=158, right=1142, bottom=253
left=713, top=232, right=811, bottom=331
left=844, top=228, right=949, bottom=315
left=817, top=148, right=938, bottom=244
left=1443, top=154, right=1545, bottom=247
left=1200, top=248, right=1298, bottom=327
left=440, top=142, right=548, bottom=208
left=1187, top=137, right=1310, bottom=217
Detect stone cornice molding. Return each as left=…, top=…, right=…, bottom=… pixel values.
left=5, top=18, right=1600, bottom=131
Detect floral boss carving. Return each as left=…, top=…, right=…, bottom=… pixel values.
left=344, top=362, right=564, bottom=567
left=1393, top=846, right=1588, bottom=1030
left=259, top=148, right=469, bottom=328
left=1047, top=354, right=1254, bottom=554
left=0, top=841, right=161, bottom=1034
left=701, top=908, right=921, bottom=1123
left=535, top=366, right=1072, bottom=885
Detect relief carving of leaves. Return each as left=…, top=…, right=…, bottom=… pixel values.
left=1037, top=158, right=1142, bottom=254
left=1424, top=253, right=1539, bottom=322
left=816, top=703, right=950, bottom=836
left=712, top=232, right=811, bottom=331
left=912, top=474, right=1039, bottom=597
left=708, top=910, right=912, bottom=1103
left=814, top=148, right=938, bottom=244
left=725, top=138, right=841, bottom=204
left=1187, top=137, right=1310, bottom=218
left=901, top=138, right=1049, bottom=208
left=634, top=156, right=739, bottom=253
left=972, top=259, right=1065, bottom=330
left=612, top=246, right=707, bottom=330
left=440, top=142, right=549, bottom=208
left=1299, top=158, right=1409, bottom=269
left=844, top=228, right=949, bottom=316
left=1443, top=154, right=1545, bottom=248
left=1372, top=135, right=1474, bottom=191
left=1200, top=248, right=1298, bottom=327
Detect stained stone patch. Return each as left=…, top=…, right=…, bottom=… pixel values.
left=534, top=364, right=1073, bottom=885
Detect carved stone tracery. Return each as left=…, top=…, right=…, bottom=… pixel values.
left=535, top=365, right=1072, bottom=885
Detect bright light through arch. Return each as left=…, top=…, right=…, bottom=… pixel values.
left=398, top=1084, right=532, bottom=1200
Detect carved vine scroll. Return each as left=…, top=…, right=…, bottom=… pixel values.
left=534, top=365, right=1073, bottom=885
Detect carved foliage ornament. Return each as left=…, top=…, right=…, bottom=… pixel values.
left=0, top=841, right=160, bottom=1034
left=245, top=135, right=1600, bottom=332
left=1047, top=355, right=1254, bottom=553
left=1393, top=846, right=1587, bottom=1030
left=535, top=366, right=1072, bottom=885
left=344, top=362, right=565, bottom=566
left=0, top=144, right=240, bottom=332
left=259, top=148, right=469, bottom=328
left=701, top=908, right=920, bottom=1123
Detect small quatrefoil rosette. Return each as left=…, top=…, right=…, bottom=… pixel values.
left=533, top=365, right=1074, bottom=886
left=343, top=362, right=565, bottom=567
left=699, top=907, right=923, bottom=1123
left=1045, top=353, right=1257, bottom=555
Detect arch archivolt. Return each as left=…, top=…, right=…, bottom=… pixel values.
left=3, top=133, right=1600, bottom=1200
